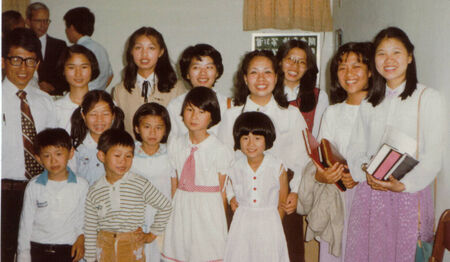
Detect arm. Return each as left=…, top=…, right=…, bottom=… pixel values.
left=106, top=74, right=114, bottom=88
left=312, top=90, right=329, bottom=138
left=278, top=168, right=289, bottom=219
left=17, top=184, right=36, bottom=262
left=71, top=234, right=85, bottom=262
left=71, top=183, right=88, bottom=261
left=84, top=195, right=99, bottom=262
left=219, top=173, right=228, bottom=212
left=142, top=180, right=173, bottom=236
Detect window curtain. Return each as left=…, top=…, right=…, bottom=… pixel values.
left=243, top=0, right=333, bottom=32
left=2, top=0, right=30, bottom=18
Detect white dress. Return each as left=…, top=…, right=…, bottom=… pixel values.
left=162, top=134, right=233, bottom=262
left=130, top=142, right=175, bottom=262
left=224, top=153, right=289, bottom=262
left=316, top=102, right=359, bottom=262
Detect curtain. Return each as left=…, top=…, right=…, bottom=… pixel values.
left=244, top=0, right=333, bottom=32
left=2, top=0, right=30, bottom=17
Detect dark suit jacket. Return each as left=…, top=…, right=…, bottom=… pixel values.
left=38, top=35, right=68, bottom=96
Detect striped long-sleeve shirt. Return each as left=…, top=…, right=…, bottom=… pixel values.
left=84, top=172, right=172, bottom=262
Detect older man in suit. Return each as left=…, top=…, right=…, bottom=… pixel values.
left=26, top=2, right=68, bottom=95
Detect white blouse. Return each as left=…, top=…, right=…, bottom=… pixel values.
left=55, top=93, right=79, bottom=133
left=318, top=102, right=360, bottom=159
left=346, top=83, right=447, bottom=193
left=218, top=96, right=309, bottom=192
left=166, top=87, right=228, bottom=141
left=168, top=134, right=233, bottom=186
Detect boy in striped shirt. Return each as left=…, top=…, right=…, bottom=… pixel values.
left=84, top=129, right=172, bottom=262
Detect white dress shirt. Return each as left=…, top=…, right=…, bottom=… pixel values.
left=77, top=36, right=113, bottom=90
left=218, top=95, right=309, bottom=192
left=55, top=93, right=79, bottom=133
left=284, top=85, right=329, bottom=138
left=2, top=78, right=57, bottom=180
left=346, top=83, right=447, bottom=193
left=166, top=87, right=228, bottom=141
left=17, top=169, right=88, bottom=262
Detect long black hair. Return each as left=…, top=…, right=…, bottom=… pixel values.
left=329, top=42, right=374, bottom=104
left=368, top=27, right=417, bottom=107
left=71, top=90, right=124, bottom=149
left=233, top=50, right=288, bottom=108
left=123, top=27, right=177, bottom=94
left=276, top=40, right=318, bottom=112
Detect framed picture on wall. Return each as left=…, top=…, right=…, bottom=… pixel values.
left=251, top=32, right=321, bottom=71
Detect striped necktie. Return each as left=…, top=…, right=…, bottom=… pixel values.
left=16, top=90, right=44, bottom=179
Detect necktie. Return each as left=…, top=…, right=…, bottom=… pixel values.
left=179, top=147, right=198, bottom=191
left=142, top=80, right=149, bottom=103
left=16, top=90, right=44, bottom=179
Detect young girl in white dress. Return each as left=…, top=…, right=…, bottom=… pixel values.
left=313, top=42, right=373, bottom=262
left=224, top=111, right=289, bottom=262
left=162, top=87, right=233, bottom=262
left=130, top=102, right=175, bottom=262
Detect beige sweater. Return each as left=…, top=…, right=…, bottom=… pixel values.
left=297, top=161, right=345, bottom=257
left=113, top=80, right=186, bottom=136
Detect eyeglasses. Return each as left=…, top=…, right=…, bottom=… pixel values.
left=6, top=56, right=39, bottom=67
left=283, top=56, right=307, bottom=67
left=31, top=19, right=51, bottom=25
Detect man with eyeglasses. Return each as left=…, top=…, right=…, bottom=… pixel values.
left=1, top=28, right=57, bottom=261
left=26, top=2, right=68, bottom=96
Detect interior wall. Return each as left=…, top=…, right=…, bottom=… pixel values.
left=37, top=0, right=334, bottom=96
left=333, top=0, right=450, bottom=260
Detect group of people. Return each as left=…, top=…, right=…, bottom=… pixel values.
left=1, top=3, right=447, bottom=262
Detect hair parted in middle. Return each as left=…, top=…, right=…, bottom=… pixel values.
left=233, top=49, right=288, bottom=108
left=180, top=86, right=221, bottom=129
left=233, top=111, right=276, bottom=151
left=132, top=102, right=171, bottom=143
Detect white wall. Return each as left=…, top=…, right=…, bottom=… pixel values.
left=39, top=0, right=333, bottom=96
left=333, top=0, right=450, bottom=260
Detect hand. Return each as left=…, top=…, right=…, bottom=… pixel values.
left=341, top=171, right=358, bottom=189
left=38, top=81, right=55, bottom=94
left=365, top=173, right=405, bottom=192
left=230, top=197, right=239, bottom=212
left=313, top=161, right=344, bottom=184
left=134, top=227, right=157, bottom=245
left=282, top=193, right=298, bottom=214
left=71, top=234, right=85, bottom=262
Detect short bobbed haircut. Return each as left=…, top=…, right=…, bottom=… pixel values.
left=233, top=111, right=276, bottom=151
left=34, top=128, right=72, bottom=155
left=63, top=7, right=95, bottom=36
left=368, top=27, right=417, bottom=107
left=2, top=28, right=41, bottom=61
left=179, top=43, right=224, bottom=84
left=58, top=44, right=100, bottom=82
left=133, top=102, right=171, bottom=143
left=329, top=42, right=374, bottom=104
left=276, top=39, right=318, bottom=112
left=234, top=50, right=288, bottom=108
left=181, top=86, right=221, bottom=129
left=97, top=129, right=135, bottom=154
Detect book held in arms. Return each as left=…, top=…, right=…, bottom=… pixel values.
left=302, top=129, right=347, bottom=192
left=366, top=126, right=419, bottom=181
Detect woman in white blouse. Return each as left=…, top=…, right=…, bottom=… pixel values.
left=345, top=27, right=447, bottom=262
left=218, top=50, right=310, bottom=224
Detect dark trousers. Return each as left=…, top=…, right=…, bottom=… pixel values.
left=1, top=179, right=27, bottom=262
left=30, top=242, right=72, bottom=262
left=283, top=213, right=305, bottom=262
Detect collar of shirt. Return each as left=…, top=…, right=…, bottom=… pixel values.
left=2, top=77, right=37, bottom=97
left=284, top=85, right=300, bottom=101
left=134, top=141, right=167, bottom=158
left=385, top=81, right=406, bottom=98
left=39, top=34, right=47, bottom=59
left=183, top=132, right=213, bottom=151
left=77, top=35, right=91, bottom=45
left=83, top=132, right=98, bottom=148
left=98, top=171, right=131, bottom=187
left=244, top=95, right=278, bottom=114
left=56, top=93, right=78, bottom=109
left=36, top=167, right=78, bottom=185
left=136, top=72, right=156, bottom=92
